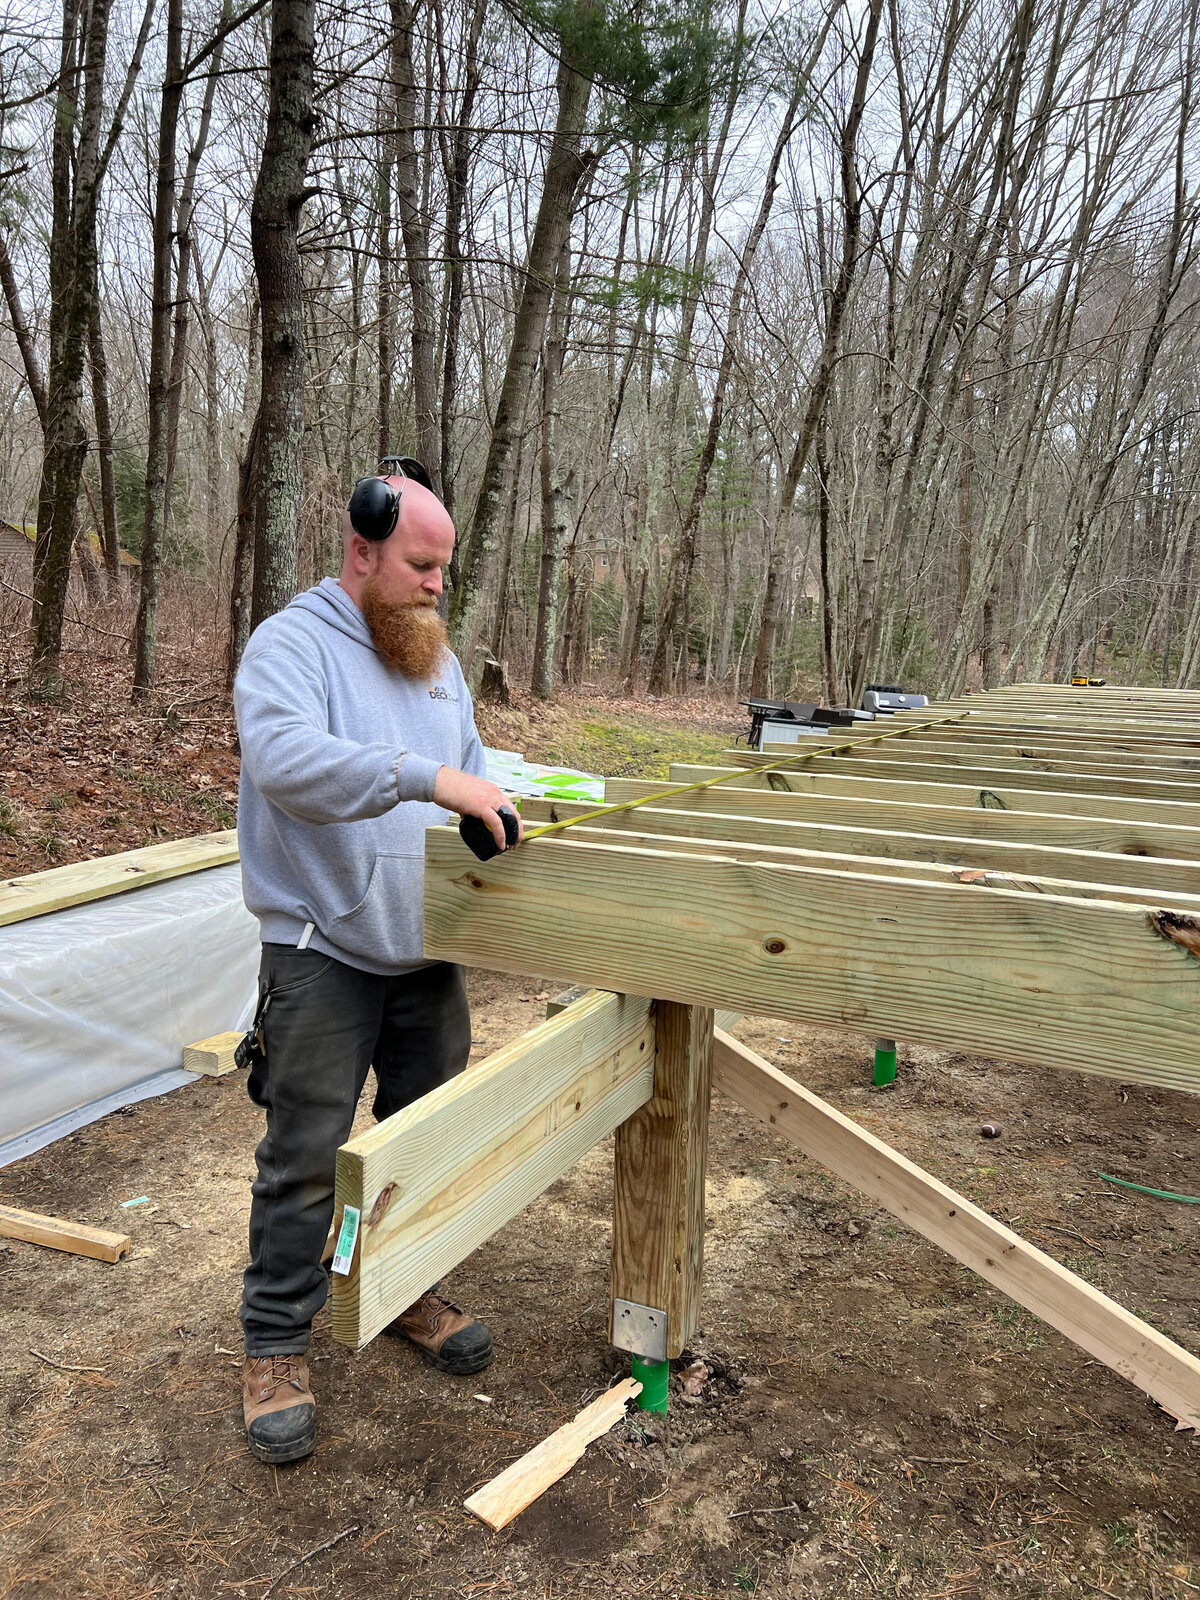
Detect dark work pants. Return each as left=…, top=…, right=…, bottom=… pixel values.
left=240, top=945, right=471, bottom=1355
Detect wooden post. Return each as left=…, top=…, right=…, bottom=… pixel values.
left=611, top=1001, right=714, bottom=1359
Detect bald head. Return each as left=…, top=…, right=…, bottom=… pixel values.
left=339, top=474, right=456, bottom=610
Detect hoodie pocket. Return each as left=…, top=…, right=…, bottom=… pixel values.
left=329, top=852, right=423, bottom=966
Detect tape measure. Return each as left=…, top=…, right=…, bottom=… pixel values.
left=458, top=712, right=969, bottom=860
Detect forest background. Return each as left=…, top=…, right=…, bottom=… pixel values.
left=2, top=0, right=1200, bottom=708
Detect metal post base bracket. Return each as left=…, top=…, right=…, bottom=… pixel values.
left=611, top=1298, right=668, bottom=1361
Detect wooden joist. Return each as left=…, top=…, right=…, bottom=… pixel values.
left=759, top=742, right=1200, bottom=784
left=666, top=762, right=1200, bottom=827
left=711, top=1031, right=1200, bottom=1431
left=522, top=797, right=1200, bottom=899
left=0, top=831, right=238, bottom=928
left=423, top=827, right=1200, bottom=1094
left=602, top=777, right=1200, bottom=862
left=331, top=989, right=656, bottom=1349
left=0, top=1204, right=131, bottom=1263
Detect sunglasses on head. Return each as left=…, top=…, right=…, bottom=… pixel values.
left=348, top=457, right=434, bottom=541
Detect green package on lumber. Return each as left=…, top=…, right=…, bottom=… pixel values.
left=0, top=831, right=238, bottom=928
left=0, top=1205, right=131, bottom=1263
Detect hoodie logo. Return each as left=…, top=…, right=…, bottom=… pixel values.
left=429, top=685, right=458, bottom=703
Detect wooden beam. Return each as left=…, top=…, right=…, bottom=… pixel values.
left=732, top=748, right=1200, bottom=803
left=464, top=1378, right=640, bottom=1530
left=711, top=1031, right=1200, bottom=1432
left=423, top=827, right=1200, bottom=1094
left=0, top=831, right=238, bottom=928
left=0, top=1204, right=130, bottom=1263
left=182, top=1031, right=242, bottom=1077
left=666, top=763, right=1200, bottom=827
left=827, top=733, right=1200, bottom=769
left=611, top=1001, right=713, bottom=1359
left=521, top=796, right=1200, bottom=896
left=331, top=989, right=656, bottom=1349
left=602, top=777, right=1200, bottom=861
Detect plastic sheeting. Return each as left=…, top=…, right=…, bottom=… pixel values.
left=0, top=864, right=259, bottom=1167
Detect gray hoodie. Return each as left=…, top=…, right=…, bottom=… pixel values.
left=233, top=577, right=486, bottom=975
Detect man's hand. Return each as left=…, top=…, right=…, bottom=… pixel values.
left=433, top=767, right=525, bottom=852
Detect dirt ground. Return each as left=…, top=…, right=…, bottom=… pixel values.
left=2, top=653, right=1199, bottom=1598
left=2, top=984, right=1198, bottom=1600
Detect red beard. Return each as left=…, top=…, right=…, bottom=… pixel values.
left=361, top=580, right=449, bottom=681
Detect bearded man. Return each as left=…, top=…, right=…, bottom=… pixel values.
left=232, top=469, right=521, bottom=1465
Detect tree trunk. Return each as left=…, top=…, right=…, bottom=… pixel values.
left=227, top=407, right=261, bottom=687
left=32, top=0, right=111, bottom=678
left=0, top=233, right=48, bottom=427
left=87, top=301, right=120, bottom=593
left=438, top=0, right=487, bottom=519
left=450, top=52, right=592, bottom=662
left=249, top=0, right=316, bottom=632
left=530, top=244, right=570, bottom=698
left=132, top=0, right=184, bottom=693
left=390, top=0, right=440, bottom=484
left=377, top=159, right=394, bottom=462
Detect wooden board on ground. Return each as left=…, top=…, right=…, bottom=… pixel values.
left=710, top=1031, right=1200, bottom=1431
left=0, top=831, right=238, bottom=928
left=331, top=989, right=656, bottom=1349
left=0, top=1204, right=131, bottom=1263
left=423, top=827, right=1200, bottom=1094
left=182, top=1031, right=243, bottom=1077
left=464, top=1378, right=640, bottom=1529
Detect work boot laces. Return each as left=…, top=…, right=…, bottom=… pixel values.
left=251, top=1354, right=306, bottom=1401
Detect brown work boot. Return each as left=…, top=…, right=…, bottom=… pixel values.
left=242, top=1355, right=316, bottom=1464
left=384, top=1284, right=494, bottom=1375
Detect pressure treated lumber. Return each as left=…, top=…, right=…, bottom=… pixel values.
left=331, top=989, right=656, bottom=1348
left=182, top=1031, right=242, bottom=1077
left=423, top=827, right=1200, bottom=1093
left=527, top=819, right=1200, bottom=911
left=667, top=762, right=1200, bottom=826
left=464, top=1378, right=641, bottom=1529
left=0, top=1205, right=130, bottom=1263
left=822, top=733, right=1200, bottom=771
left=521, top=796, right=1200, bottom=896
left=0, top=830, right=238, bottom=927
left=612, top=1002, right=713, bottom=1358
left=711, top=1031, right=1200, bottom=1432
left=603, top=777, right=1200, bottom=861
left=757, top=744, right=1200, bottom=791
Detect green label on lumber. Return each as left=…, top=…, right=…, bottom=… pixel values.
left=331, top=1206, right=360, bottom=1276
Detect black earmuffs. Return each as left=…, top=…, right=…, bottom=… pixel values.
left=347, top=459, right=434, bottom=541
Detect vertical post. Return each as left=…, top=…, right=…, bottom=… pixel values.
left=611, top=1001, right=714, bottom=1404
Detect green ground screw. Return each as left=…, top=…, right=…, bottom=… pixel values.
left=631, top=1356, right=669, bottom=1412
left=873, top=1037, right=897, bottom=1087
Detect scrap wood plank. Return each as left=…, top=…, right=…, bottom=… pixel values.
left=602, top=778, right=1200, bottom=862
left=0, top=830, right=238, bottom=928
left=666, top=763, right=1200, bottom=827
left=423, top=827, right=1200, bottom=1094
left=464, top=1378, right=641, bottom=1529
left=736, top=749, right=1200, bottom=803
left=0, top=1204, right=130, bottom=1263
left=182, top=1031, right=242, bottom=1077
left=710, top=1030, right=1200, bottom=1430
left=331, top=989, right=656, bottom=1348
left=521, top=796, right=1200, bottom=896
